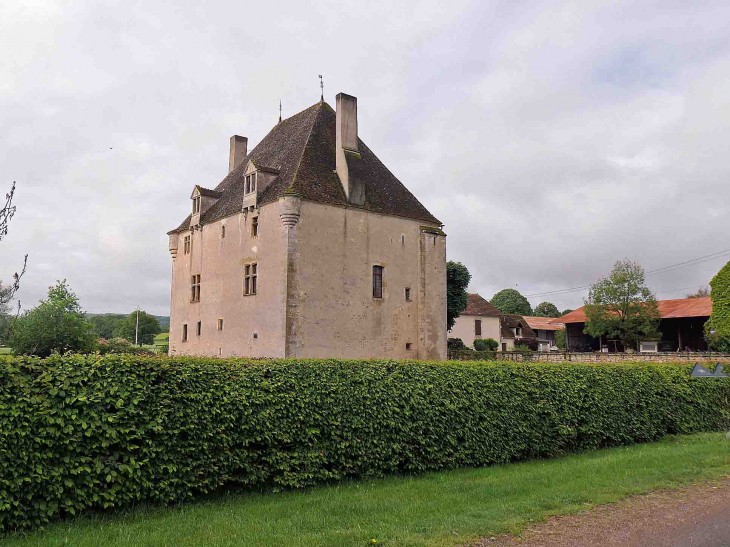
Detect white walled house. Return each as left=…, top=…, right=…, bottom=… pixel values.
left=449, top=293, right=502, bottom=348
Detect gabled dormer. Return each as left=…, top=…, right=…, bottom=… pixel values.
left=241, top=160, right=279, bottom=212
left=190, top=185, right=223, bottom=227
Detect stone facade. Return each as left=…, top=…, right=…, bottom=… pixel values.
left=168, top=94, right=447, bottom=360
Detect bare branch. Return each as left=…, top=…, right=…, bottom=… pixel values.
left=0, top=181, right=17, bottom=242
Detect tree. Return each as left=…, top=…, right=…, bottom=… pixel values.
left=474, top=338, right=498, bottom=351
left=533, top=301, right=560, bottom=318
left=555, top=328, right=566, bottom=349
left=490, top=289, right=532, bottom=316
left=446, top=261, right=471, bottom=331
left=688, top=286, right=710, bottom=299
left=9, top=280, right=97, bottom=357
left=560, top=309, right=574, bottom=316
left=583, top=260, right=661, bottom=350
left=88, top=314, right=126, bottom=339
left=113, top=310, right=162, bottom=345
left=1, top=181, right=28, bottom=329
left=705, top=261, right=730, bottom=352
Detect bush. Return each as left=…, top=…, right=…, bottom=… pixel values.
left=706, top=261, right=730, bottom=352
left=96, top=337, right=155, bottom=356
left=473, top=338, right=498, bottom=351
left=515, top=338, right=539, bottom=351
left=1, top=355, right=729, bottom=533
left=447, top=337, right=468, bottom=350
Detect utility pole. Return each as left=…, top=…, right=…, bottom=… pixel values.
left=135, top=307, right=140, bottom=346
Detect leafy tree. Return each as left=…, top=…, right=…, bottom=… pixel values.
left=555, top=328, right=566, bottom=349
left=446, top=261, right=471, bottom=331
left=88, top=314, right=126, bottom=339
left=113, top=310, right=162, bottom=345
left=9, top=280, right=97, bottom=357
left=447, top=337, right=468, bottom=350
left=490, top=289, right=532, bottom=316
left=561, top=309, right=574, bottom=316
left=688, top=286, right=710, bottom=299
left=533, top=301, right=560, bottom=318
left=705, top=261, right=730, bottom=352
left=583, top=260, right=661, bottom=350
left=474, top=338, right=498, bottom=351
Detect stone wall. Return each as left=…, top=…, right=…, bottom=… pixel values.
left=447, top=351, right=730, bottom=363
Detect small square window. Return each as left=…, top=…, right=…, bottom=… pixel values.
left=406, top=343, right=412, bottom=350
left=218, top=318, right=224, bottom=331
left=197, top=321, right=202, bottom=336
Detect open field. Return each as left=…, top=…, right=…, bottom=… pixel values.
left=5, top=432, right=729, bottom=547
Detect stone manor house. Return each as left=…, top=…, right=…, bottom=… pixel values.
left=168, top=93, right=447, bottom=360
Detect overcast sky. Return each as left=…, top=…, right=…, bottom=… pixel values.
left=2, top=0, right=729, bottom=316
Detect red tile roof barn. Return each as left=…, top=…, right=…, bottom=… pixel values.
left=523, top=316, right=564, bottom=331
left=551, top=297, right=712, bottom=325
left=462, top=293, right=502, bottom=317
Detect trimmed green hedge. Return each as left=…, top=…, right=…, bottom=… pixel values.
left=1, top=355, right=729, bottom=532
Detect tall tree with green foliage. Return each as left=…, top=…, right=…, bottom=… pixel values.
left=555, top=328, right=566, bottom=349
left=113, top=310, right=162, bottom=345
left=446, top=261, right=471, bottom=330
left=490, top=289, right=532, bottom=316
left=560, top=308, right=574, bottom=316
left=88, top=314, right=126, bottom=339
left=533, top=301, right=560, bottom=318
left=583, top=260, right=661, bottom=350
left=705, top=261, right=730, bottom=352
left=9, top=280, right=97, bottom=357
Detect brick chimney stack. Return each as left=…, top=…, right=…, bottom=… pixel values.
left=229, top=135, right=248, bottom=173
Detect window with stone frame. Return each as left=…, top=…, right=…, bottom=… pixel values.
left=245, top=173, right=257, bottom=194
left=372, top=265, right=384, bottom=298
left=192, top=196, right=201, bottom=214
left=190, top=274, right=201, bottom=302
left=244, top=263, right=257, bottom=295
left=184, top=235, right=191, bottom=255
left=251, top=215, right=259, bottom=237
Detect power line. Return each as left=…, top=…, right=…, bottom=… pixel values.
left=522, top=247, right=730, bottom=298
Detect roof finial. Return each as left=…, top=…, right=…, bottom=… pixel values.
left=318, top=74, right=324, bottom=102
left=279, top=99, right=282, bottom=123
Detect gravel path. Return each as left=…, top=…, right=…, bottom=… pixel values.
left=468, top=478, right=730, bottom=547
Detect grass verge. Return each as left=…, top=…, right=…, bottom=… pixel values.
left=5, top=432, right=730, bottom=547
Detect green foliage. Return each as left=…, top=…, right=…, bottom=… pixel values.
left=446, top=261, right=471, bottom=330
left=555, top=328, right=566, bottom=350
left=533, top=302, right=560, bottom=318
left=584, top=260, right=661, bottom=349
left=705, top=261, right=730, bottom=352
left=96, top=338, right=154, bottom=356
left=1, top=355, right=729, bottom=533
left=490, top=289, right=532, bottom=316
left=8, top=281, right=96, bottom=357
left=87, top=314, right=126, bottom=339
left=561, top=309, right=574, bottom=316
left=447, top=337, right=468, bottom=350
left=113, top=311, right=162, bottom=346
left=473, top=338, right=498, bottom=351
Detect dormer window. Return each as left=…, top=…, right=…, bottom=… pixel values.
left=192, top=196, right=201, bottom=214
left=245, top=173, right=257, bottom=194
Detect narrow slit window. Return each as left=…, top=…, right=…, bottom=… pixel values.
left=221, top=225, right=226, bottom=239
left=245, top=175, right=251, bottom=194
left=405, top=287, right=411, bottom=301
left=197, top=321, right=201, bottom=336
left=182, top=324, right=188, bottom=342
left=190, top=274, right=201, bottom=302
left=252, top=216, right=259, bottom=237
left=218, top=318, right=224, bottom=331
left=372, top=265, right=383, bottom=299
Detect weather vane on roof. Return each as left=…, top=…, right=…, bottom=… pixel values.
left=318, top=74, right=324, bottom=102
left=279, top=99, right=282, bottom=123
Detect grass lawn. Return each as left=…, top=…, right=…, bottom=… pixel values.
left=5, top=432, right=730, bottom=547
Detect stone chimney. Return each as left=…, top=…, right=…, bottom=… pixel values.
left=336, top=93, right=358, bottom=200
left=229, top=135, right=248, bottom=173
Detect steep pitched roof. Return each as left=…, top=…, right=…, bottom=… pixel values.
left=462, top=293, right=502, bottom=317
left=169, top=101, right=440, bottom=233
left=500, top=315, right=536, bottom=339
left=552, top=297, right=713, bottom=325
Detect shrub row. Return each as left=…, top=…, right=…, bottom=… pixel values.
left=1, top=355, right=729, bottom=532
